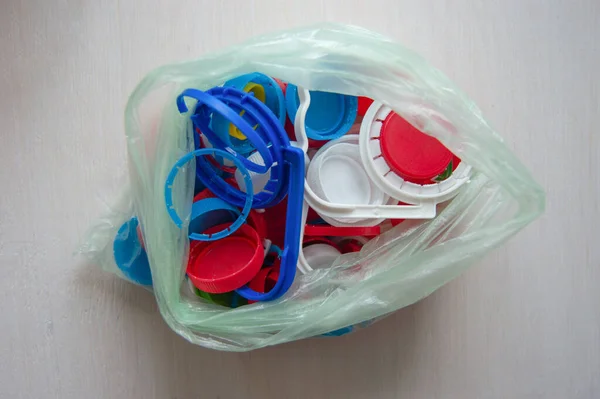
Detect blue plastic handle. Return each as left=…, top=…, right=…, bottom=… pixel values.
left=235, top=146, right=304, bottom=301
left=193, top=87, right=290, bottom=209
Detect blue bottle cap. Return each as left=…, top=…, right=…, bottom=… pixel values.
left=285, top=85, right=358, bottom=141
left=113, top=217, right=152, bottom=286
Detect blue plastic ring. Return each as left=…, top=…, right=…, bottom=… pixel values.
left=177, top=88, right=273, bottom=174
left=188, top=197, right=247, bottom=241
left=164, top=148, right=253, bottom=240
left=195, top=87, right=290, bottom=208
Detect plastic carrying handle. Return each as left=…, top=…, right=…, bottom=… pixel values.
left=192, top=86, right=289, bottom=209
left=177, top=88, right=273, bottom=174
left=235, top=146, right=305, bottom=301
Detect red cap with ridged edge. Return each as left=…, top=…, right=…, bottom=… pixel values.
left=380, top=112, right=453, bottom=184
left=187, top=223, right=264, bottom=293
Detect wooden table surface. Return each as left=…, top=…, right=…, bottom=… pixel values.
left=1, top=1, right=598, bottom=398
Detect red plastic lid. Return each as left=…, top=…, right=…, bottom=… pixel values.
left=380, top=112, right=453, bottom=183
left=357, top=97, right=374, bottom=116
left=304, top=224, right=381, bottom=237
left=187, top=223, right=263, bottom=293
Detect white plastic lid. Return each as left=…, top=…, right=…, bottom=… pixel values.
left=359, top=102, right=472, bottom=203
left=306, top=135, right=387, bottom=225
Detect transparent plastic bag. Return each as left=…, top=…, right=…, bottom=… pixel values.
left=80, top=23, right=544, bottom=351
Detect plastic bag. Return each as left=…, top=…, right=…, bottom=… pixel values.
left=80, top=23, right=544, bottom=351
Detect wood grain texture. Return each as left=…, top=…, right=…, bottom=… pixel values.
left=0, top=0, right=598, bottom=398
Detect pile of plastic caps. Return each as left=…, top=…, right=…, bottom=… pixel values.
left=113, top=72, right=472, bottom=308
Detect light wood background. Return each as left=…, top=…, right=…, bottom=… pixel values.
left=1, top=1, right=598, bottom=398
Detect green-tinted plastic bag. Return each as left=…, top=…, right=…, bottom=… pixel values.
left=80, top=24, right=544, bottom=351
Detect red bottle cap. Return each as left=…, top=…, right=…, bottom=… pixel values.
left=187, top=223, right=264, bottom=293
left=380, top=112, right=453, bottom=184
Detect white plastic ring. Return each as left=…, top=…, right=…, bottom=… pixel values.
left=359, top=102, right=472, bottom=204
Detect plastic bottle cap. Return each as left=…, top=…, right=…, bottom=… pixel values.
left=187, top=223, right=264, bottom=293
left=316, top=153, right=371, bottom=204
left=359, top=102, right=472, bottom=206
left=302, top=243, right=342, bottom=270
left=309, top=139, right=384, bottom=206
left=306, top=135, right=387, bottom=226
left=113, top=217, right=152, bottom=286
left=285, top=84, right=358, bottom=141
left=380, top=111, right=453, bottom=183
